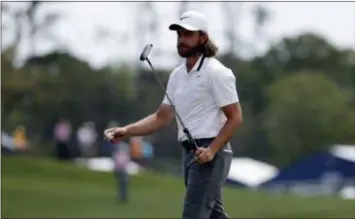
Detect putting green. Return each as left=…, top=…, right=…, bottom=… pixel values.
left=2, top=156, right=354, bottom=218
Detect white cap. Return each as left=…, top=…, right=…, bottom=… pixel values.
left=169, top=11, right=208, bottom=34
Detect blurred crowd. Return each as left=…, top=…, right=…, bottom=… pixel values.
left=2, top=118, right=155, bottom=166
left=1, top=118, right=156, bottom=203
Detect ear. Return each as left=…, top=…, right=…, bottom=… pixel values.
left=199, top=32, right=208, bottom=44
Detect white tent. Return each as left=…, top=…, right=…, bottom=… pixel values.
left=330, top=144, right=355, bottom=163
left=74, top=157, right=141, bottom=175
left=331, top=144, right=355, bottom=200
left=227, top=157, right=279, bottom=188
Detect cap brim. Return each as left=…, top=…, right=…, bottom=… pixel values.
left=169, top=23, right=199, bottom=31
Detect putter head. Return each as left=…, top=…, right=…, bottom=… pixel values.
left=140, top=44, right=153, bottom=61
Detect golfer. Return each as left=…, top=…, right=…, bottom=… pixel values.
left=105, top=10, right=242, bottom=219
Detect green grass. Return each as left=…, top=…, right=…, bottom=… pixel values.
left=2, top=156, right=355, bottom=218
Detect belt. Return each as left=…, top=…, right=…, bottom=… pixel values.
left=181, top=137, right=215, bottom=152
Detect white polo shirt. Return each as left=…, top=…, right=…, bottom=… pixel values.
left=163, top=55, right=240, bottom=145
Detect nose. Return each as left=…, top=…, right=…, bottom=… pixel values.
left=178, top=35, right=186, bottom=44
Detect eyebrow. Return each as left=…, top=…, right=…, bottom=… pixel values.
left=177, top=29, right=193, bottom=34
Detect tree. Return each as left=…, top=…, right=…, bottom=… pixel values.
left=259, top=33, right=355, bottom=88
left=252, top=3, right=270, bottom=41
left=221, top=2, right=244, bottom=56
left=1, top=2, right=64, bottom=66
left=251, top=3, right=271, bottom=56
left=263, top=73, right=355, bottom=166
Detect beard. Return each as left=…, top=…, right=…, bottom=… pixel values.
left=177, top=43, right=205, bottom=58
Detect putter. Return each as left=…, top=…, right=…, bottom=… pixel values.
left=140, top=44, right=198, bottom=151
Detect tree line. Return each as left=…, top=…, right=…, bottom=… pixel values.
left=2, top=31, right=355, bottom=167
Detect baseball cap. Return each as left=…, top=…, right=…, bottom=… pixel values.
left=169, top=11, right=209, bottom=34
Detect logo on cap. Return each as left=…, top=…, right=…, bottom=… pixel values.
left=180, top=16, right=190, bottom=20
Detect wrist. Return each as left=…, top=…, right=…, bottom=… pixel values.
left=123, top=125, right=133, bottom=137
left=208, top=145, right=219, bottom=155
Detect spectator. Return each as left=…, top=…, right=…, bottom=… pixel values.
left=13, top=125, right=29, bottom=153
left=102, top=120, right=119, bottom=156
left=77, top=121, right=97, bottom=158
left=130, top=136, right=143, bottom=164
left=112, top=140, right=131, bottom=203
left=53, top=119, right=72, bottom=160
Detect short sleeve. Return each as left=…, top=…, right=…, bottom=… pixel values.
left=162, top=73, right=175, bottom=106
left=210, top=68, right=239, bottom=107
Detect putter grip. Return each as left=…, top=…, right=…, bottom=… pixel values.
left=183, top=128, right=198, bottom=150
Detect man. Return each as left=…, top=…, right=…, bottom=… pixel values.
left=53, top=119, right=72, bottom=160
left=112, top=139, right=130, bottom=203
left=106, top=121, right=131, bottom=203
left=105, top=10, right=242, bottom=219
left=77, top=121, right=97, bottom=158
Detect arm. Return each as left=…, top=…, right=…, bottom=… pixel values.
left=125, top=72, right=176, bottom=137
left=209, top=103, right=242, bottom=154
left=209, top=68, right=242, bottom=154
left=125, top=104, right=175, bottom=137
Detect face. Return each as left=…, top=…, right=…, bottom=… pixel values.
left=177, top=28, right=206, bottom=58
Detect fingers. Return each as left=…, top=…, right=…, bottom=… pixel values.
left=104, top=127, right=126, bottom=143
left=195, top=156, right=207, bottom=164
left=107, top=127, right=116, bottom=132
left=113, top=130, right=125, bottom=138
left=104, top=128, right=118, bottom=141
left=104, top=127, right=115, bottom=133
left=198, top=151, right=207, bottom=161
left=194, top=148, right=202, bottom=163
left=195, top=148, right=202, bottom=155
left=104, top=131, right=114, bottom=141
left=194, top=148, right=209, bottom=164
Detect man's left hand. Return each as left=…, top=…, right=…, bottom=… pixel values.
left=195, top=147, right=215, bottom=164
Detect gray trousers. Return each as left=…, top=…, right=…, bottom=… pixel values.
left=182, top=142, right=232, bottom=219
left=114, top=170, right=128, bottom=202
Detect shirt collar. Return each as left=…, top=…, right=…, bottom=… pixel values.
left=184, top=54, right=206, bottom=73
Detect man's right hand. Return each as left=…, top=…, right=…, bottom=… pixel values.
left=104, top=127, right=128, bottom=143
left=103, top=104, right=174, bottom=142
